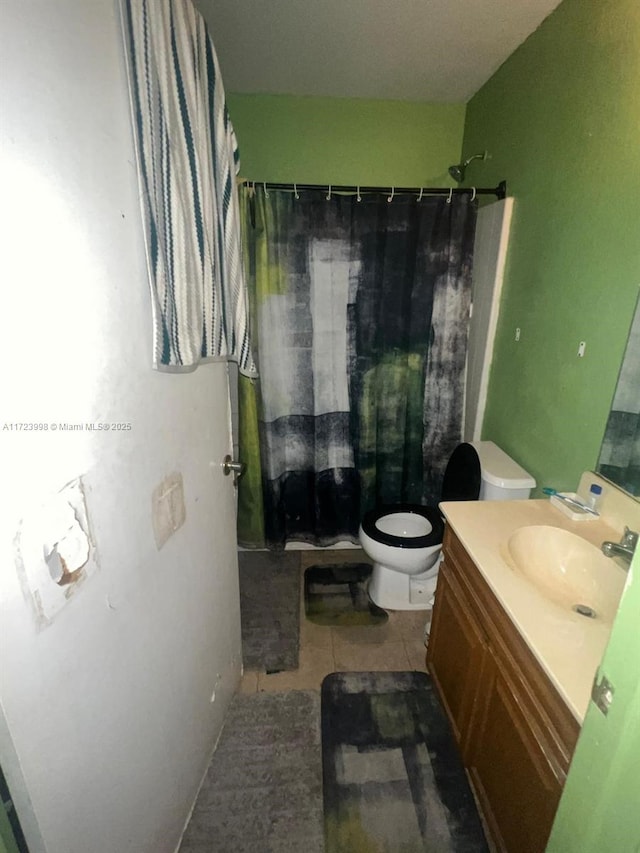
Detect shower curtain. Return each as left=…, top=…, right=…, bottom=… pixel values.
left=238, top=187, right=476, bottom=549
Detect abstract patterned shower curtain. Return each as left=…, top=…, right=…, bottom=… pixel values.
left=237, top=187, right=476, bottom=549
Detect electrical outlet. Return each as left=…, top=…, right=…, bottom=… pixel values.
left=14, top=477, right=97, bottom=627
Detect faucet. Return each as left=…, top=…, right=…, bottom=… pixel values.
left=601, top=527, right=639, bottom=566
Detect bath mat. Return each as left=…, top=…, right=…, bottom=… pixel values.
left=179, top=691, right=324, bottom=853
left=304, top=563, right=388, bottom=626
left=321, top=671, right=489, bottom=853
left=238, top=550, right=300, bottom=672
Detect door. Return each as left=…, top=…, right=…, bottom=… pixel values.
left=546, top=550, right=640, bottom=853
left=466, top=654, right=565, bottom=853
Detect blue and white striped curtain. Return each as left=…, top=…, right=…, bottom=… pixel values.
left=121, top=0, right=256, bottom=375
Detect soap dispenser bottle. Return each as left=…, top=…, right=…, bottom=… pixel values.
left=588, top=483, right=603, bottom=512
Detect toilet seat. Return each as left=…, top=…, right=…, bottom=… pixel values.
left=361, top=504, right=444, bottom=549
left=360, top=443, right=482, bottom=552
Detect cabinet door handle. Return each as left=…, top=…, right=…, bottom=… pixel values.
left=591, top=672, right=615, bottom=716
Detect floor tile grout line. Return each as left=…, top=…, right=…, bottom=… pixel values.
left=329, top=625, right=336, bottom=669
left=244, top=551, right=430, bottom=693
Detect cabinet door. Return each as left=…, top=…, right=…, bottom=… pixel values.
left=427, top=564, right=488, bottom=750
left=467, top=654, right=564, bottom=853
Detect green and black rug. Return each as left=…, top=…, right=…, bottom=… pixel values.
left=321, top=671, right=489, bottom=853
left=304, top=562, right=388, bottom=626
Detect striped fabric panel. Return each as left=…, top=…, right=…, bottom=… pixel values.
left=121, top=0, right=257, bottom=375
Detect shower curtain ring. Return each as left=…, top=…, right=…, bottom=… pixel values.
left=263, top=182, right=269, bottom=198
left=387, top=186, right=395, bottom=203
left=356, top=186, right=362, bottom=202
left=446, top=188, right=453, bottom=204
left=294, top=183, right=299, bottom=199
left=470, top=187, right=476, bottom=201
left=417, top=187, right=424, bottom=202
left=326, top=184, right=332, bottom=200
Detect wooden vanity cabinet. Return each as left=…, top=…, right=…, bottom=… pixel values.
left=427, top=553, right=489, bottom=750
left=427, top=527, right=581, bottom=853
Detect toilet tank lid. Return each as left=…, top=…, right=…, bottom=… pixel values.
left=469, top=441, right=536, bottom=490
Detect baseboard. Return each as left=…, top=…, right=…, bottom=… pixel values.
left=172, top=672, right=242, bottom=853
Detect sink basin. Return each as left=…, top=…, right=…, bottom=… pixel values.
left=506, top=525, right=625, bottom=623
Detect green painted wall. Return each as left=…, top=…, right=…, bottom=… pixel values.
left=227, top=94, right=466, bottom=186
left=462, top=0, right=640, bottom=493
left=0, top=804, right=18, bottom=853
left=547, top=549, right=640, bottom=851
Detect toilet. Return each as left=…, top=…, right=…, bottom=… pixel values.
left=359, top=441, right=536, bottom=610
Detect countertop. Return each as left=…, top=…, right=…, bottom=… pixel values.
left=439, top=498, right=629, bottom=723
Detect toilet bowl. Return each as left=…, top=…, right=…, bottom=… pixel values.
left=359, top=441, right=536, bottom=610
left=359, top=504, right=444, bottom=611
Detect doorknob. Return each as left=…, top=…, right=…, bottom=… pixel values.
left=222, top=455, right=246, bottom=478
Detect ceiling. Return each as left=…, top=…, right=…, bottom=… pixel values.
left=194, top=0, right=563, bottom=103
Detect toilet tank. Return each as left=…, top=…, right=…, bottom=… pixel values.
left=469, top=440, right=536, bottom=501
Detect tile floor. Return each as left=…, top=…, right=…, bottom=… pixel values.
left=238, top=548, right=430, bottom=694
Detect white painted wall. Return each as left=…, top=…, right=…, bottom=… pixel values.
left=464, top=198, right=514, bottom=442
left=0, top=2, right=242, bottom=851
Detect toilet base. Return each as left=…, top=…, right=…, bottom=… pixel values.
left=368, top=560, right=440, bottom=611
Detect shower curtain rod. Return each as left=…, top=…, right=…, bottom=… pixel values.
left=241, top=179, right=506, bottom=200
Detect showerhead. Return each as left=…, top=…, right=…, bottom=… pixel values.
left=448, top=151, right=488, bottom=183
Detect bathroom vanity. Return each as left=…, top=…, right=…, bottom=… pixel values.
left=427, top=487, right=637, bottom=853
left=428, top=525, right=579, bottom=852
